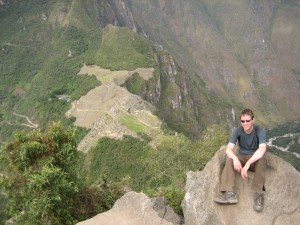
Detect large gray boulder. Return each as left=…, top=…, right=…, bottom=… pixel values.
left=182, top=146, right=300, bottom=225
left=76, top=191, right=181, bottom=225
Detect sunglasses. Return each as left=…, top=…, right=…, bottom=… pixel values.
left=241, top=119, right=252, bottom=123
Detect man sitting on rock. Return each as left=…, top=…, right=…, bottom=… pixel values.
left=214, top=108, right=267, bottom=212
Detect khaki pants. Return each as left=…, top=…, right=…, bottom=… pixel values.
left=220, top=154, right=266, bottom=192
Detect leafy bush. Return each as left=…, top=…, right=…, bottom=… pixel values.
left=0, top=123, right=122, bottom=224
left=0, top=191, right=9, bottom=225
left=0, top=123, right=80, bottom=224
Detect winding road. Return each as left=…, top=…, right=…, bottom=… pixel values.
left=267, top=133, right=300, bottom=158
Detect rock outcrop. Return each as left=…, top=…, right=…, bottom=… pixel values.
left=76, top=147, right=300, bottom=225
left=182, top=146, right=300, bottom=225
left=76, top=191, right=181, bottom=225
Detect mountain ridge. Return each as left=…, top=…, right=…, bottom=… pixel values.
left=1, top=1, right=300, bottom=223
left=112, top=0, right=300, bottom=122
left=1, top=0, right=299, bottom=142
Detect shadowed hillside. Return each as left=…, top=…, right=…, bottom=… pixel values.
left=101, top=0, right=300, bottom=125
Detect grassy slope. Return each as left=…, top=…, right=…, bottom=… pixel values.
left=84, top=126, right=228, bottom=190
left=0, top=0, right=156, bottom=141
left=0, top=0, right=99, bottom=138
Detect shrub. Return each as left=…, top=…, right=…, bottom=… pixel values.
left=0, top=122, right=122, bottom=224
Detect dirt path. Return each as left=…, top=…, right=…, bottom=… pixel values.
left=13, top=112, right=39, bottom=128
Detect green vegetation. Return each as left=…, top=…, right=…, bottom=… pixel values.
left=267, top=121, right=300, bottom=171
left=125, top=72, right=147, bottom=94
left=0, top=0, right=158, bottom=143
left=268, top=120, right=300, bottom=137
left=95, top=25, right=156, bottom=71
left=0, top=121, right=228, bottom=223
left=0, top=123, right=123, bottom=224
left=0, top=193, right=9, bottom=225
left=1, top=0, right=299, bottom=223
left=269, top=147, right=300, bottom=171
left=149, top=185, right=185, bottom=215
left=252, top=72, right=277, bottom=116
left=0, top=0, right=228, bottom=145
left=83, top=125, right=228, bottom=214
left=289, top=142, right=300, bottom=154
left=0, top=2, right=101, bottom=139
left=120, top=113, right=148, bottom=133
left=272, top=136, right=294, bottom=148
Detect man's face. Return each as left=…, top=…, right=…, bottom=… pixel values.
left=240, top=114, right=254, bottom=133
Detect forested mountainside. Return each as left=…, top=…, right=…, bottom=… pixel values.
left=1, top=1, right=300, bottom=224
left=104, top=0, right=300, bottom=123
left=0, top=0, right=300, bottom=143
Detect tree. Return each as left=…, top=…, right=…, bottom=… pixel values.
left=0, top=122, right=82, bottom=224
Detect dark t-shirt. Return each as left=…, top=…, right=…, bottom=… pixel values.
left=229, top=125, right=267, bottom=155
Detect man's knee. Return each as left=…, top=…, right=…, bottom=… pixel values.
left=225, top=157, right=233, bottom=166
left=254, top=156, right=267, bottom=172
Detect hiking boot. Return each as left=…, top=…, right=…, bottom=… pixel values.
left=214, top=192, right=238, bottom=204
left=253, top=192, right=264, bottom=212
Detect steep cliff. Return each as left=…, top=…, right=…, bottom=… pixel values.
left=88, top=0, right=300, bottom=125
left=1, top=0, right=299, bottom=140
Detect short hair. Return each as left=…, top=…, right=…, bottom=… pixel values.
left=240, top=108, right=254, bottom=119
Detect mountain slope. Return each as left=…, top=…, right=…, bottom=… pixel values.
left=0, top=0, right=228, bottom=142
left=1, top=1, right=300, bottom=223
left=1, top=0, right=300, bottom=143
left=99, top=0, right=300, bottom=124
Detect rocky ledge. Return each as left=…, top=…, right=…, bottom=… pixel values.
left=182, top=146, right=300, bottom=225
left=77, top=147, right=300, bottom=225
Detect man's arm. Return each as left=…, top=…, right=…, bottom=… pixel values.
left=225, top=142, right=242, bottom=172
left=241, top=143, right=267, bottom=179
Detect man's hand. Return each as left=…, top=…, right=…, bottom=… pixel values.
left=241, top=163, right=250, bottom=179
left=240, top=143, right=267, bottom=179
left=233, top=158, right=242, bottom=173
